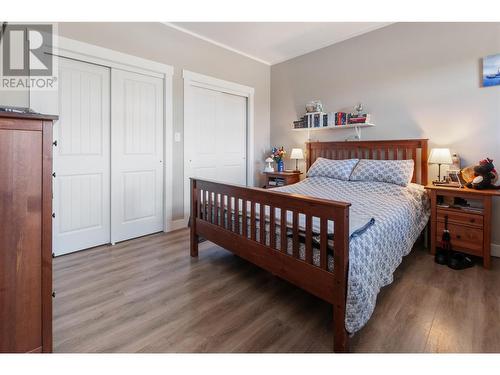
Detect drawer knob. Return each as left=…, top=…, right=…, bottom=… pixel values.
left=470, top=218, right=475, bottom=223
left=456, top=234, right=461, bottom=239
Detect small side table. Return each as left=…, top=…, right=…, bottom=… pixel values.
left=425, top=185, right=500, bottom=269
left=263, top=171, right=301, bottom=189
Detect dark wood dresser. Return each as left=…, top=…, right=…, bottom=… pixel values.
left=0, top=112, right=57, bottom=353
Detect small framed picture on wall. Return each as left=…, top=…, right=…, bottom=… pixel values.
left=483, top=53, right=500, bottom=87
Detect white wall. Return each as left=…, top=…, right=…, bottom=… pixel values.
left=0, top=22, right=271, bottom=221
left=271, top=22, right=500, bottom=246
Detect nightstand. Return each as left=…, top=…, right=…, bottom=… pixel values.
left=425, top=185, right=500, bottom=269
left=263, top=171, right=301, bottom=189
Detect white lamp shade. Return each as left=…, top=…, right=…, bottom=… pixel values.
left=429, top=148, right=453, bottom=165
left=290, top=148, right=304, bottom=160
left=265, top=157, right=274, bottom=163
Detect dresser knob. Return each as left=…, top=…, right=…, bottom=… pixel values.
left=456, top=234, right=461, bottom=239
left=470, top=218, right=475, bottom=223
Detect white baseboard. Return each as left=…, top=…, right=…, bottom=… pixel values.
left=492, top=243, right=500, bottom=258
left=165, top=218, right=188, bottom=232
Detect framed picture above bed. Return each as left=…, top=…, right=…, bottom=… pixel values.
left=483, top=53, right=500, bottom=87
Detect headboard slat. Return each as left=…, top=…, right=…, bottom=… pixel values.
left=306, top=139, right=429, bottom=185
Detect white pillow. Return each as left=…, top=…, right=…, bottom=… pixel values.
left=349, top=159, right=414, bottom=186
left=307, top=158, right=359, bottom=181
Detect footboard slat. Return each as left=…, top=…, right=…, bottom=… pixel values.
left=280, top=208, right=287, bottom=252
left=208, top=191, right=213, bottom=224
left=226, top=195, right=232, bottom=231
left=242, top=199, right=248, bottom=238
left=320, top=217, right=328, bottom=270
left=269, top=206, right=276, bottom=249
left=197, top=189, right=203, bottom=220
left=214, top=193, right=220, bottom=226
left=190, top=178, right=351, bottom=353
left=292, top=211, right=299, bottom=258
left=260, top=203, right=266, bottom=245
left=305, top=215, right=313, bottom=264
left=234, top=197, right=239, bottom=234
left=250, top=201, right=256, bottom=241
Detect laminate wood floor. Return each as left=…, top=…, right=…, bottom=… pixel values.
left=53, top=229, right=500, bottom=353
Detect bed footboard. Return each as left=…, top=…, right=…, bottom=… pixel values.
left=190, top=178, right=351, bottom=352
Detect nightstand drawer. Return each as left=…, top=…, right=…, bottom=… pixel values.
left=436, top=221, right=483, bottom=256
left=437, top=209, right=483, bottom=228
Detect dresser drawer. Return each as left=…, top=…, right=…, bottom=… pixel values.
left=437, top=209, right=483, bottom=228
left=436, top=221, right=483, bottom=256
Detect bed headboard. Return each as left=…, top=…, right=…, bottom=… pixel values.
left=306, top=139, right=429, bottom=185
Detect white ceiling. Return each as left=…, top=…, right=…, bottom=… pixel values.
left=166, top=22, right=391, bottom=65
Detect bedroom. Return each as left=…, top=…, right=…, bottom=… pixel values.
left=1, top=1, right=500, bottom=372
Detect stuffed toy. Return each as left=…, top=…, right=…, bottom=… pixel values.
left=464, top=158, right=500, bottom=190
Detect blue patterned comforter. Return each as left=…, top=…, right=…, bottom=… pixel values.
left=272, top=177, right=430, bottom=333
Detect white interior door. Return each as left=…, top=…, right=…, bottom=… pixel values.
left=184, top=85, right=247, bottom=213
left=53, top=57, right=111, bottom=256
left=111, top=69, right=164, bottom=243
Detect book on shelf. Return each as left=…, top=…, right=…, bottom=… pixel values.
left=327, top=112, right=335, bottom=126
left=347, top=113, right=371, bottom=124
left=314, top=113, right=320, bottom=127
left=293, top=118, right=307, bottom=129
left=334, top=112, right=347, bottom=126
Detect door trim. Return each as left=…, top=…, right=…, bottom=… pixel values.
left=183, top=69, right=255, bottom=218
left=30, top=36, right=176, bottom=235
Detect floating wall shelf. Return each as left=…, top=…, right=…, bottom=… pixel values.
left=291, top=123, right=375, bottom=131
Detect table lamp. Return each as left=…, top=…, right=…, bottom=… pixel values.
left=264, top=157, right=274, bottom=172
left=429, top=148, right=453, bottom=183
left=290, top=148, right=304, bottom=172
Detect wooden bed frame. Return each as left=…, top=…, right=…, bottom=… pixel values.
left=190, top=139, right=428, bottom=352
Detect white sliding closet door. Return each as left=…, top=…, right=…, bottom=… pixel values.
left=185, top=86, right=247, bottom=186
left=111, top=69, right=164, bottom=243
left=53, top=57, right=111, bottom=256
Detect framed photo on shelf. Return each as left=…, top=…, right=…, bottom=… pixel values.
left=448, top=170, right=462, bottom=186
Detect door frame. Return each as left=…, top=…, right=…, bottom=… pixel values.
left=30, top=36, right=177, bottom=235
left=183, top=69, right=255, bottom=219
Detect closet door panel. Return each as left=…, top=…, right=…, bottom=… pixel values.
left=111, top=69, right=164, bottom=243
left=217, top=92, right=247, bottom=185
left=184, top=85, right=247, bottom=215
left=53, top=58, right=111, bottom=255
